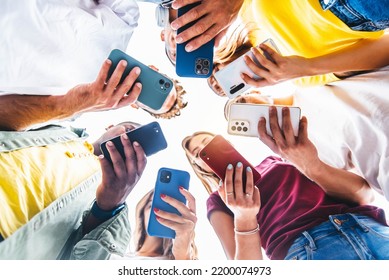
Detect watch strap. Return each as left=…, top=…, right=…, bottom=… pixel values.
left=91, top=201, right=126, bottom=221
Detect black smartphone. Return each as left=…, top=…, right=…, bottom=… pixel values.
left=100, top=121, right=168, bottom=164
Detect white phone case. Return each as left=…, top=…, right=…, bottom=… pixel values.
left=227, top=103, right=301, bottom=137
left=214, top=39, right=280, bottom=99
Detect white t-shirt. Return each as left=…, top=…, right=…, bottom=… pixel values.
left=0, top=0, right=139, bottom=95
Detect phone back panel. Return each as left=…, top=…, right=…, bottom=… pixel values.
left=214, top=39, right=280, bottom=98
left=100, top=121, right=167, bottom=163
left=199, top=135, right=261, bottom=186
left=176, top=3, right=214, bottom=78
left=107, top=49, right=173, bottom=110
left=147, top=167, right=190, bottom=239
left=228, top=104, right=301, bottom=137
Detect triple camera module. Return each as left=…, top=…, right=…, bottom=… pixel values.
left=160, top=170, right=172, bottom=183
left=195, top=58, right=210, bottom=76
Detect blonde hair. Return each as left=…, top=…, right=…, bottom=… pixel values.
left=145, top=79, right=188, bottom=119
left=181, top=132, right=219, bottom=195
left=134, top=189, right=198, bottom=260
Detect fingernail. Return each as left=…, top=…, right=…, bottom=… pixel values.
left=106, top=59, right=112, bottom=65
left=218, top=179, right=223, bottom=187
left=121, top=60, right=127, bottom=67
left=154, top=208, right=159, bottom=212
left=160, top=194, right=166, bottom=199
left=237, top=162, right=243, bottom=168
left=135, top=82, right=142, bottom=88
left=122, top=134, right=129, bottom=139
left=171, top=22, right=178, bottom=30
left=179, top=186, right=184, bottom=191
left=227, top=164, right=233, bottom=170
left=107, top=141, right=113, bottom=147
left=246, top=166, right=252, bottom=172
left=133, top=141, right=140, bottom=147
left=185, top=44, right=193, bottom=52
left=135, top=67, right=141, bottom=75
left=176, top=36, right=182, bottom=43
left=98, top=154, right=104, bottom=159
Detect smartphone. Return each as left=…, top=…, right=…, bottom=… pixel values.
left=228, top=103, right=301, bottom=137
left=199, top=135, right=261, bottom=187
left=147, top=167, right=190, bottom=239
left=100, top=121, right=167, bottom=164
left=175, top=3, right=214, bottom=78
left=107, top=49, right=173, bottom=111
left=214, top=39, right=280, bottom=98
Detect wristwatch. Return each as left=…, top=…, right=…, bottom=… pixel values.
left=91, top=201, right=126, bottom=221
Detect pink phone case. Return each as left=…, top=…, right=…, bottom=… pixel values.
left=199, top=135, right=261, bottom=186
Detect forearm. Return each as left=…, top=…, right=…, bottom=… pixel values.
left=307, top=34, right=389, bottom=76
left=234, top=218, right=263, bottom=260
left=304, top=160, right=374, bottom=205
left=0, top=94, right=79, bottom=131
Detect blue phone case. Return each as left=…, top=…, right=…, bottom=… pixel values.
left=107, top=49, right=173, bottom=110
left=175, top=3, right=214, bottom=78
left=147, top=167, right=190, bottom=239
left=100, top=121, right=167, bottom=164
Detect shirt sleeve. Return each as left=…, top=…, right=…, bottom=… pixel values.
left=206, top=192, right=234, bottom=221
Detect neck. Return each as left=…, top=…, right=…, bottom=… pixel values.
left=136, top=235, right=164, bottom=257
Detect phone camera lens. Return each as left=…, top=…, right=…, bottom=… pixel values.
left=237, top=126, right=242, bottom=131
left=164, top=82, right=171, bottom=88
left=196, top=64, right=202, bottom=70
left=231, top=126, right=236, bottom=131
left=159, top=79, right=164, bottom=85
left=201, top=151, right=206, bottom=157
left=243, top=127, right=248, bottom=132
left=203, top=60, right=209, bottom=66
left=160, top=170, right=172, bottom=183
left=202, top=68, right=209, bottom=75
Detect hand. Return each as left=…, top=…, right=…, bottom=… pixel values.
left=218, top=163, right=260, bottom=221
left=241, top=44, right=310, bottom=87
left=153, top=188, right=197, bottom=260
left=66, top=59, right=142, bottom=114
left=171, top=0, right=244, bottom=51
left=96, top=134, right=147, bottom=210
left=257, top=106, right=320, bottom=175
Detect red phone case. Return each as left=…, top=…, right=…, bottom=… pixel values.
left=199, top=135, right=261, bottom=186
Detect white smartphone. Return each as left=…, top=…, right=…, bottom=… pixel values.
left=227, top=103, right=301, bottom=137
left=214, top=39, right=280, bottom=99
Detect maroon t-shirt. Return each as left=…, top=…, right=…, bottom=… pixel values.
left=206, top=156, right=387, bottom=260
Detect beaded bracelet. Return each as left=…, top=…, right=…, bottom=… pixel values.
left=234, top=224, right=260, bottom=235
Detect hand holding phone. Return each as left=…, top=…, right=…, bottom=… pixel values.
left=199, top=135, right=261, bottom=187
left=147, top=168, right=191, bottom=239
left=107, top=49, right=173, bottom=110
left=175, top=3, right=214, bottom=78
left=100, top=121, right=167, bottom=164
left=214, top=39, right=280, bottom=98
left=227, top=103, right=301, bottom=137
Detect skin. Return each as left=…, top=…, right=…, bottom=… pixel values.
left=83, top=133, right=147, bottom=234
left=170, top=0, right=244, bottom=52
left=160, top=8, right=178, bottom=65
left=0, top=59, right=141, bottom=131
left=186, top=133, right=214, bottom=173
left=136, top=189, right=197, bottom=260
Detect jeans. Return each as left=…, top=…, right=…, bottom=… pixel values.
left=284, top=214, right=389, bottom=260
left=319, top=0, right=389, bottom=31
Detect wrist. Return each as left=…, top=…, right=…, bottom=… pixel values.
left=234, top=217, right=258, bottom=232
left=90, top=200, right=126, bottom=221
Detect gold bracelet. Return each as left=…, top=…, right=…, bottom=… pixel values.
left=234, top=224, right=260, bottom=235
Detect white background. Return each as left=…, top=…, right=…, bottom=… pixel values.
left=72, top=2, right=389, bottom=260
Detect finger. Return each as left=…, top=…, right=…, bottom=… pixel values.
left=298, top=116, right=309, bottom=144
left=251, top=47, right=277, bottom=72
left=171, top=2, right=206, bottom=32
left=95, top=59, right=112, bottom=90
left=217, top=179, right=227, bottom=203
left=268, top=106, right=285, bottom=144
left=233, top=162, right=244, bottom=199
left=105, top=60, right=127, bottom=92
left=183, top=22, right=219, bottom=52
left=115, top=67, right=141, bottom=96
left=132, top=141, right=147, bottom=177
left=244, top=166, right=254, bottom=197
left=117, top=83, right=142, bottom=107
left=257, top=117, right=279, bottom=154
left=214, top=28, right=228, bottom=47
left=105, top=140, right=126, bottom=178
left=154, top=207, right=186, bottom=224
left=259, top=43, right=282, bottom=61
left=179, top=187, right=196, bottom=214
left=243, top=55, right=270, bottom=79
left=98, top=154, right=115, bottom=182
left=161, top=192, right=197, bottom=222
left=241, top=73, right=271, bottom=88
left=282, top=107, right=296, bottom=144
left=120, top=134, right=136, bottom=173
left=171, top=0, right=200, bottom=9
left=224, top=164, right=235, bottom=202
left=252, top=186, right=261, bottom=208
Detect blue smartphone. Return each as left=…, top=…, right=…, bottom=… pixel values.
left=100, top=121, right=167, bottom=164
left=107, top=49, right=173, bottom=111
left=147, top=167, right=190, bottom=239
left=175, top=3, right=214, bottom=78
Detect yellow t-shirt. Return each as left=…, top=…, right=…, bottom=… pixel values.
left=0, top=140, right=100, bottom=238
left=242, top=0, right=384, bottom=86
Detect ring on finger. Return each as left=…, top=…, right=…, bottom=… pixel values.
left=227, top=192, right=234, bottom=195
left=245, top=193, right=251, bottom=197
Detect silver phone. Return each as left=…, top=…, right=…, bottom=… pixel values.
left=214, top=39, right=280, bottom=99
left=227, top=103, right=301, bottom=137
